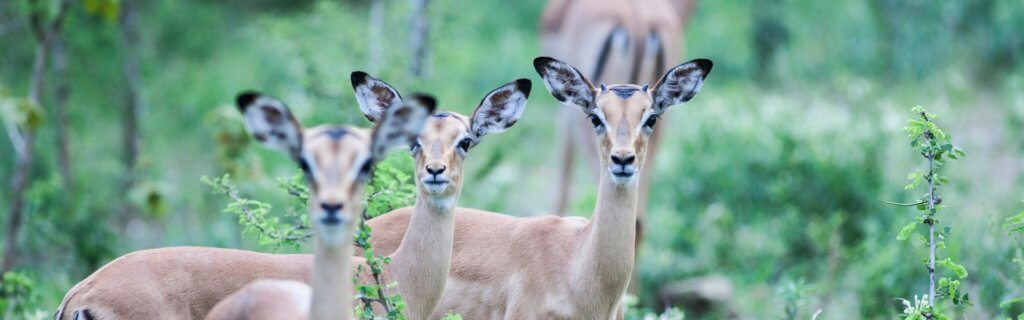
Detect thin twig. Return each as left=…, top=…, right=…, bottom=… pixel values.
left=920, top=109, right=937, bottom=317
left=926, top=152, right=937, bottom=309
left=883, top=200, right=927, bottom=207
left=220, top=182, right=312, bottom=242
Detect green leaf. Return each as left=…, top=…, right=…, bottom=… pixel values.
left=938, top=258, right=969, bottom=279
left=898, top=221, right=918, bottom=240
left=1000, top=297, right=1024, bottom=309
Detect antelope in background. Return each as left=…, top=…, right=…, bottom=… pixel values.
left=540, top=0, right=699, bottom=257
left=360, top=56, right=712, bottom=318
left=207, top=74, right=531, bottom=320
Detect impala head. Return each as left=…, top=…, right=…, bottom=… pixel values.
left=236, top=91, right=434, bottom=245
left=534, top=56, right=712, bottom=185
left=352, top=72, right=531, bottom=207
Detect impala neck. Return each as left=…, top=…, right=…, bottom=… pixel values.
left=577, top=169, right=638, bottom=298
left=389, top=192, right=457, bottom=319
left=310, top=224, right=356, bottom=320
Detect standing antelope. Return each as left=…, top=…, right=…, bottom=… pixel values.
left=207, top=74, right=531, bottom=320
left=53, top=73, right=530, bottom=320
left=204, top=89, right=435, bottom=320
left=360, top=56, right=712, bottom=319
left=55, top=86, right=432, bottom=320
left=540, top=0, right=698, bottom=253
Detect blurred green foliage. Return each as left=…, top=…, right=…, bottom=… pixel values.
left=0, top=0, right=1023, bottom=318
left=0, top=271, right=47, bottom=319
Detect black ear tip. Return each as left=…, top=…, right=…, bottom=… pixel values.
left=514, top=79, right=532, bottom=98
left=236, top=91, right=261, bottom=111
left=533, top=56, right=556, bottom=71
left=410, top=93, right=438, bottom=113
left=351, top=71, right=369, bottom=88
left=693, top=59, right=714, bottom=75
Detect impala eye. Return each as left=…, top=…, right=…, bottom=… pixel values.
left=589, top=114, right=603, bottom=128
left=643, top=115, right=658, bottom=129
left=298, top=158, right=312, bottom=174
left=410, top=141, right=422, bottom=153
left=457, top=138, right=473, bottom=152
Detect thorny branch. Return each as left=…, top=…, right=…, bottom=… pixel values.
left=214, top=178, right=312, bottom=243
left=920, top=110, right=938, bottom=316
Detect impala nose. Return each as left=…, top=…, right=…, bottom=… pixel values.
left=610, top=154, right=635, bottom=166
left=426, top=164, right=446, bottom=176
left=320, top=203, right=344, bottom=225
left=321, top=203, right=343, bottom=213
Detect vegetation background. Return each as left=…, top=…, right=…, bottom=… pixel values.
left=1, top=0, right=1023, bottom=318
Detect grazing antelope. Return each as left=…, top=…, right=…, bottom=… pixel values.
left=207, top=74, right=531, bottom=320
left=54, top=73, right=529, bottom=320
left=360, top=56, right=712, bottom=319
left=204, top=89, right=435, bottom=320
left=540, top=0, right=698, bottom=253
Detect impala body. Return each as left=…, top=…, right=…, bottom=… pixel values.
left=359, top=57, right=713, bottom=319
left=56, top=247, right=312, bottom=319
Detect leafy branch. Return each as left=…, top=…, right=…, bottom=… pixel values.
left=202, top=174, right=312, bottom=248
left=891, top=106, right=969, bottom=320
left=353, top=217, right=405, bottom=319
left=351, top=156, right=417, bottom=319
left=1002, top=203, right=1024, bottom=318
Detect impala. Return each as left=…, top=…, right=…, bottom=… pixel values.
left=540, top=0, right=698, bottom=252
left=205, top=89, right=434, bottom=320
left=207, top=74, right=531, bottom=320
left=360, top=56, right=712, bottom=319
left=54, top=73, right=529, bottom=320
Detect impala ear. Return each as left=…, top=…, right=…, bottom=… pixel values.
left=369, top=93, right=436, bottom=160
left=351, top=71, right=403, bottom=123
left=470, top=79, right=531, bottom=139
left=533, top=56, right=597, bottom=114
left=651, top=58, right=712, bottom=114
left=236, top=91, right=303, bottom=159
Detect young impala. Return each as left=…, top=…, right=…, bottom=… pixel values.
left=205, top=89, right=435, bottom=320
left=360, top=56, right=712, bottom=319
left=55, top=87, right=432, bottom=320
left=54, top=73, right=530, bottom=320
left=207, top=74, right=531, bottom=320
left=540, top=0, right=699, bottom=259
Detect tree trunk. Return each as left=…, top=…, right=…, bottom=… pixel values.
left=2, top=0, right=73, bottom=274
left=53, top=34, right=73, bottom=199
left=407, top=0, right=429, bottom=78
left=119, top=0, right=143, bottom=222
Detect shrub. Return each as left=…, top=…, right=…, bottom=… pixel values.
left=893, top=106, right=969, bottom=319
